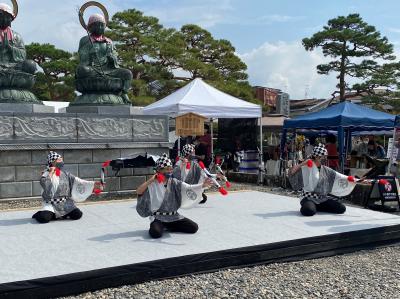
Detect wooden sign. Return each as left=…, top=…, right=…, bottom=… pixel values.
left=175, top=112, right=207, bottom=137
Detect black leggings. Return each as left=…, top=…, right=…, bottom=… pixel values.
left=32, top=208, right=83, bottom=224
left=300, top=198, right=346, bottom=217
left=149, top=218, right=199, bottom=239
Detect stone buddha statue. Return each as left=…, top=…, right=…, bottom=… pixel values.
left=0, top=1, right=39, bottom=104
left=73, top=3, right=133, bottom=106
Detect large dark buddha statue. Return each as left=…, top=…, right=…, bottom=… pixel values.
left=73, top=2, right=133, bottom=106
left=0, top=1, right=39, bottom=104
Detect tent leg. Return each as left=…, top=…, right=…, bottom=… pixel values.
left=338, top=127, right=345, bottom=173
left=210, top=118, right=214, bottom=167
left=258, top=117, right=264, bottom=185
left=178, top=136, right=181, bottom=158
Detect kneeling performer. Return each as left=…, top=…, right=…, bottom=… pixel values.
left=289, top=144, right=356, bottom=216
left=32, top=151, right=103, bottom=223
left=136, top=153, right=212, bottom=238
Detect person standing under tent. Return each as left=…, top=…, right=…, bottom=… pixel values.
left=32, top=152, right=103, bottom=223
left=198, top=124, right=212, bottom=166
left=376, top=141, right=386, bottom=159
left=304, top=139, right=314, bottom=158
left=289, top=144, right=356, bottom=217
left=325, top=135, right=339, bottom=170
left=136, top=153, right=213, bottom=239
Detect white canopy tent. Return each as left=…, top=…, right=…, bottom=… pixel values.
left=143, top=78, right=261, bottom=118
left=143, top=78, right=263, bottom=182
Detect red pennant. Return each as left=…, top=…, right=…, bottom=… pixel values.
left=219, top=187, right=228, bottom=196
left=225, top=181, right=231, bottom=188
left=347, top=176, right=355, bottom=182
left=307, top=160, right=313, bottom=168
left=156, top=173, right=166, bottom=184
left=186, top=162, right=191, bottom=170
left=379, top=179, right=389, bottom=185
left=55, top=168, right=61, bottom=177
left=102, top=160, right=111, bottom=167
left=198, top=161, right=205, bottom=169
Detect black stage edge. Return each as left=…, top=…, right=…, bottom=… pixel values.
left=2, top=224, right=400, bottom=299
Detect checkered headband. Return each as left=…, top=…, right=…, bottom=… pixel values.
left=312, top=144, right=328, bottom=157
left=181, top=144, right=195, bottom=157
left=155, top=153, right=173, bottom=170
left=47, top=151, right=62, bottom=166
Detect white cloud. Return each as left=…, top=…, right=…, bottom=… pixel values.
left=239, top=41, right=338, bottom=99
left=146, top=0, right=233, bottom=28
left=254, top=14, right=305, bottom=25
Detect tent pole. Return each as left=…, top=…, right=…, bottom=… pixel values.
left=178, top=135, right=181, bottom=157
left=210, top=118, right=214, bottom=165
left=338, top=127, right=345, bottom=173
left=259, top=117, right=264, bottom=184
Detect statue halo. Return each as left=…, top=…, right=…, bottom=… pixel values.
left=79, top=1, right=109, bottom=30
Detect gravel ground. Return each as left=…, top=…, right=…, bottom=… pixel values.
left=62, top=245, right=400, bottom=299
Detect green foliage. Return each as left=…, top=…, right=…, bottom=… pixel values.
left=26, top=9, right=257, bottom=106
left=26, top=43, right=78, bottom=102
left=303, top=14, right=396, bottom=101
left=107, top=9, right=255, bottom=104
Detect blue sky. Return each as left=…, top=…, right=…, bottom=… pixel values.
left=12, top=0, right=400, bottom=99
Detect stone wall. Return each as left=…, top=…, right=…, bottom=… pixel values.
left=0, top=113, right=170, bottom=200
left=0, top=146, right=168, bottom=199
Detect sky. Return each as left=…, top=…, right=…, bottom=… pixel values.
left=10, top=0, right=400, bottom=99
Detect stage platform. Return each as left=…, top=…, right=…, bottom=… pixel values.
left=1, top=191, right=400, bottom=299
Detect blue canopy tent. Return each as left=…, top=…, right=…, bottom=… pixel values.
left=281, top=102, right=395, bottom=172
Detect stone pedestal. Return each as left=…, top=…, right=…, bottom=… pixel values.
left=0, top=103, right=55, bottom=113
left=66, top=105, right=139, bottom=115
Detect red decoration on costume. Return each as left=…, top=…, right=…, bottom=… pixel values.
left=186, top=162, right=191, bottom=170
left=219, top=187, right=228, bottom=195
left=102, top=160, right=111, bottom=167
left=225, top=181, right=231, bottom=188
left=55, top=168, right=61, bottom=177
left=215, top=157, right=221, bottom=165
left=156, top=173, right=166, bottom=184
left=93, top=189, right=102, bottom=195
left=198, top=161, right=205, bottom=169
left=379, top=179, right=389, bottom=185
left=347, top=176, right=355, bottom=182
left=175, top=156, right=180, bottom=162
left=307, top=160, right=313, bottom=168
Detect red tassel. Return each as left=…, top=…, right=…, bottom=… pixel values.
left=379, top=179, right=389, bottom=185
left=219, top=187, right=228, bottom=195
left=307, top=160, right=313, bottom=168
left=186, top=162, right=191, bottom=170
left=55, top=168, right=61, bottom=177
left=93, top=188, right=102, bottom=195
left=102, top=160, right=111, bottom=167
left=225, top=181, right=231, bottom=188
left=347, top=176, right=355, bottom=182
left=198, top=161, right=205, bottom=169
left=156, top=173, right=166, bottom=184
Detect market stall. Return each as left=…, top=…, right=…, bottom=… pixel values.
left=281, top=101, right=395, bottom=173
left=143, top=78, right=263, bottom=180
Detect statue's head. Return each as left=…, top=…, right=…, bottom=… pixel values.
left=88, top=13, right=106, bottom=35
left=0, top=3, right=14, bottom=30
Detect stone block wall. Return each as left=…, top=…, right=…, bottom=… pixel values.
left=0, top=146, right=167, bottom=199
left=0, top=112, right=170, bottom=200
